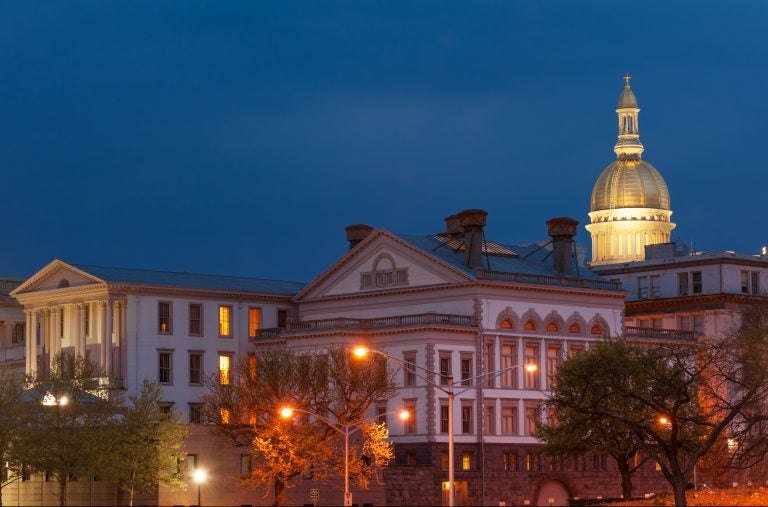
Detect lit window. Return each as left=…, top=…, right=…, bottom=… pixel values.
left=158, top=351, right=172, bottom=384
left=546, top=322, right=558, bottom=332
left=525, top=406, right=539, bottom=435
left=500, top=319, right=513, bottom=329
left=568, top=323, right=581, bottom=334
left=248, top=307, right=261, bottom=338
left=220, top=407, right=231, bottom=424
left=590, top=325, right=603, bottom=336
left=189, top=353, right=203, bottom=385
left=219, top=354, right=232, bottom=385
left=546, top=346, right=561, bottom=389
left=219, top=306, right=232, bottom=337
left=523, top=320, right=536, bottom=331
left=158, top=302, right=172, bottom=334
left=461, top=452, right=472, bottom=470
left=187, top=454, right=197, bottom=475
left=404, top=402, right=416, bottom=434
left=569, top=344, right=584, bottom=357
left=503, top=451, right=518, bottom=472
left=189, top=304, right=202, bottom=336
left=524, top=345, right=539, bottom=389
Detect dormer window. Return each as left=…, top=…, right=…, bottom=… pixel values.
left=360, top=253, right=409, bottom=290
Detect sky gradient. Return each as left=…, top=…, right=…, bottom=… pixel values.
left=2, top=1, right=767, bottom=283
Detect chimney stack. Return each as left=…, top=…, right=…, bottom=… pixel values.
left=345, top=224, right=373, bottom=250
left=444, top=214, right=463, bottom=238
left=457, top=209, right=488, bottom=270
left=546, top=217, right=579, bottom=275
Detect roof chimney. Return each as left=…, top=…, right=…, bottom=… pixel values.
left=444, top=214, right=463, bottom=238
left=546, top=217, right=578, bottom=275
left=457, top=209, right=488, bottom=270
left=345, top=224, right=373, bottom=250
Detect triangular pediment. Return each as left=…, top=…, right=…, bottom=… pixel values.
left=11, top=259, right=107, bottom=297
left=296, top=230, right=473, bottom=301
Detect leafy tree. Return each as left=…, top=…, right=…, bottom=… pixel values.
left=16, top=352, right=122, bottom=507
left=100, top=379, right=187, bottom=506
left=0, top=371, right=27, bottom=507
left=203, top=347, right=395, bottom=506
left=539, top=309, right=768, bottom=507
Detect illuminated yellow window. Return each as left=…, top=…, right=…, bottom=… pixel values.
left=219, top=306, right=232, bottom=337
left=220, top=407, right=231, bottom=424
left=248, top=308, right=261, bottom=338
left=219, top=354, right=231, bottom=385
left=462, top=452, right=472, bottom=470
left=248, top=353, right=257, bottom=381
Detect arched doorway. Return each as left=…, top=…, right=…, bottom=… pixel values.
left=535, top=480, right=570, bottom=506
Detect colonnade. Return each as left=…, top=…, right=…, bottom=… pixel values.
left=24, top=299, right=126, bottom=379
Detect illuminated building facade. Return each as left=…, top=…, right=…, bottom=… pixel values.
left=586, top=76, right=675, bottom=266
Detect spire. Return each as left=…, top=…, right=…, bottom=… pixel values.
left=614, top=74, right=644, bottom=159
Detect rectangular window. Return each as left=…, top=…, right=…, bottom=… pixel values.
left=742, top=270, right=750, bottom=293
left=461, top=452, right=472, bottom=471
left=189, top=352, right=203, bottom=385
left=679, top=316, right=691, bottom=330
left=189, top=403, right=203, bottom=424
left=650, top=275, right=661, bottom=298
left=752, top=271, right=761, bottom=295
left=440, top=404, right=450, bottom=433
left=569, top=343, right=584, bottom=357
left=546, top=346, right=561, bottom=389
left=248, top=307, right=261, bottom=338
left=439, top=354, right=451, bottom=386
left=678, top=272, right=689, bottom=296
left=219, top=354, right=232, bottom=385
left=460, top=355, right=472, bottom=387
left=219, top=306, right=232, bottom=337
left=248, top=353, right=257, bottom=381
left=525, top=406, right=539, bottom=436
left=692, top=271, right=703, bottom=294
left=158, top=351, right=172, bottom=384
left=220, top=407, right=231, bottom=424
left=11, top=323, right=24, bottom=344
left=404, top=402, right=416, bottom=434
left=693, top=315, right=704, bottom=335
left=277, top=309, right=288, bottom=328
left=501, top=405, right=518, bottom=435
left=189, top=304, right=202, bottom=336
left=638, top=276, right=649, bottom=299
left=376, top=404, right=388, bottom=426
left=503, top=451, right=518, bottom=472
left=484, top=405, right=495, bottom=435
left=158, top=302, right=172, bottom=334
left=441, top=451, right=449, bottom=470
left=500, top=342, right=517, bottom=388
left=461, top=405, right=473, bottom=434
left=524, top=344, right=539, bottom=389
left=525, top=451, right=540, bottom=472
left=403, top=353, right=416, bottom=387
left=240, top=455, right=252, bottom=478
left=187, top=454, right=197, bottom=475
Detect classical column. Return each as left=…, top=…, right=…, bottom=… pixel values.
left=26, top=310, right=38, bottom=375
left=77, top=303, right=87, bottom=359
left=101, top=300, right=113, bottom=375
left=120, top=301, right=127, bottom=379
left=52, top=307, right=62, bottom=361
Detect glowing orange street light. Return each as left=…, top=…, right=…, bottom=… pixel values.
left=659, top=416, right=670, bottom=425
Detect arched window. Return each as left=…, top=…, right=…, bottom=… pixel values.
left=569, top=323, right=581, bottom=334
left=546, top=323, right=559, bottom=332
left=500, top=319, right=513, bottom=329
left=58, top=279, right=70, bottom=288
left=590, top=325, right=603, bottom=336
left=524, top=320, right=536, bottom=331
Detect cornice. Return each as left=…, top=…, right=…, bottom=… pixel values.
left=278, top=324, right=480, bottom=341
left=625, top=293, right=768, bottom=315
left=595, top=256, right=768, bottom=276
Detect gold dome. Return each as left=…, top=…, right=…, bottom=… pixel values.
left=590, top=158, right=671, bottom=212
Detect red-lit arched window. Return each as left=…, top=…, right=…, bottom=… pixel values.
left=546, top=323, right=559, bottom=332
left=591, top=325, right=603, bottom=336
left=500, top=319, right=513, bottom=329
left=569, top=323, right=581, bottom=334
left=524, top=320, right=536, bottom=331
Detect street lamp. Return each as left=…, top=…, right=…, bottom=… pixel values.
left=353, top=346, right=536, bottom=507
left=192, top=468, right=207, bottom=507
left=280, top=406, right=408, bottom=506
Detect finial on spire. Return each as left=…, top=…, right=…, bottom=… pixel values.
left=624, top=73, right=631, bottom=88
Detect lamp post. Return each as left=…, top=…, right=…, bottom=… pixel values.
left=353, top=346, right=536, bottom=507
left=192, top=468, right=206, bottom=507
left=280, top=406, right=408, bottom=506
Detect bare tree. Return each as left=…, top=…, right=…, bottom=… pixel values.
left=0, top=371, right=27, bottom=507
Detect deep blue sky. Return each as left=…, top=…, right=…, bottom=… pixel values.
left=2, top=1, right=767, bottom=283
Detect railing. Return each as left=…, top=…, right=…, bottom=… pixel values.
left=624, top=326, right=697, bottom=342
left=475, top=270, right=622, bottom=291
left=252, top=312, right=476, bottom=340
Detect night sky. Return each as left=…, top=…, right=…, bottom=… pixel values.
left=2, top=1, right=767, bottom=283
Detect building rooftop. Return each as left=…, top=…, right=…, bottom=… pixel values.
left=72, top=263, right=307, bottom=295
